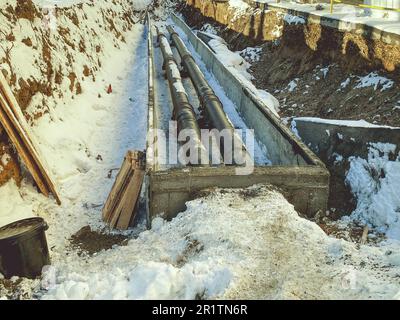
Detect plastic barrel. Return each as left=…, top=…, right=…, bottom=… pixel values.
left=0, top=218, right=51, bottom=279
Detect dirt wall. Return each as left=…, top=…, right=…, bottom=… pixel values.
left=181, top=0, right=400, bottom=72
left=179, top=0, right=400, bottom=128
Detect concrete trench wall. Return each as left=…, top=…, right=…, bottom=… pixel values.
left=293, top=118, right=400, bottom=216
left=293, top=118, right=400, bottom=160
left=149, top=166, right=329, bottom=221
left=146, top=15, right=330, bottom=221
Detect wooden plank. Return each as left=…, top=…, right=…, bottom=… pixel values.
left=105, top=169, right=133, bottom=224
left=0, top=73, right=60, bottom=204
left=109, top=169, right=135, bottom=228
left=0, top=94, right=50, bottom=197
left=103, top=150, right=145, bottom=230
left=102, top=152, right=133, bottom=221
left=115, top=167, right=145, bottom=230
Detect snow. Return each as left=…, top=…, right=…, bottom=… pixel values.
left=1, top=0, right=400, bottom=301
left=0, top=181, right=35, bottom=228
left=340, top=77, right=351, bottom=89
left=287, top=79, right=299, bottom=92
left=200, top=23, right=218, bottom=35
left=200, top=36, right=280, bottom=116
left=294, top=117, right=399, bottom=129
left=281, top=13, right=305, bottom=25
left=33, top=0, right=153, bottom=10
left=355, top=72, right=394, bottom=91
left=252, top=0, right=400, bottom=34
left=346, top=143, right=400, bottom=239
left=37, top=186, right=400, bottom=300
left=229, top=0, right=250, bottom=16
left=239, top=47, right=263, bottom=63
left=0, top=0, right=150, bottom=261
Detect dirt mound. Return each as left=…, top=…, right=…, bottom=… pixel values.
left=70, top=226, right=129, bottom=256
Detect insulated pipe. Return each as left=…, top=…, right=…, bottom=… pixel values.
left=167, top=25, right=251, bottom=166
left=167, top=25, right=234, bottom=134
left=156, top=28, right=207, bottom=165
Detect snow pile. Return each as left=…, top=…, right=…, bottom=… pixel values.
left=287, top=78, right=299, bottom=92
left=281, top=13, right=306, bottom=25
left=294, top=117, right=396, bottom=129
left=346, top=143, right=400, bottom=239
left=200, top=23, right=218, bottom=35
left=240, top=46, right=263, bottom=63
left=199, top=37, right=279, bottom=115
left=229, top=0, right=250, bottom=19
left=0, top=181, right=35, bottom=227
left=38, top=186, right=400, bottom=300
left=355, top=72, right=394, bottom=91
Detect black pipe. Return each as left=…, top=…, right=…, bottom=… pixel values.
left=167, top=25, right=234, bottom=133
left=157, top=28, right=207, bottom=165
left=166, top=25, right=250, bottom=166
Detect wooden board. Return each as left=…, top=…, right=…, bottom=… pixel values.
left=115, top=169, right=145, bottom=229
left=102, top=150, right=145, bottom=230
left=102, top=151, right=134, bottom=221
left=0, top=72, right=60, bottom=204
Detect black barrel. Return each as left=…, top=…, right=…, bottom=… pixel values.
left=0, top=218, right=51, bottom=279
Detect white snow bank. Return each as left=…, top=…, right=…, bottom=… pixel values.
left=0, top=181, right=34, bottom=228
left=346, top=143, right=400, bottom=239
left=40, top=186, right=400, bottom=300
left=294, top=117, right=399, bottom=129
left=355, top=72, right=394, bottom=92
left=205, top=38, right=280, bottom=116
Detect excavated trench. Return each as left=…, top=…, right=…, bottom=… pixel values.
left=178, top=1, right=400, bottom=127
left=177, top=1, right=400, bottom=219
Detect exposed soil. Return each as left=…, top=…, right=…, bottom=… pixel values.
left=179, top=2, right=400, bottom=127
left=318, top=219, right=385, bottom=244
left=0, top=277, right=33, bottom=300
left=251, top=45, right=400, bottom=127
left=69, top=225, right=129, bottom=256
left=0, top=141, right=22, bottom=186
left=0, top=0, right=138, bottom=187
left=176, top=236, right=204, bottom=267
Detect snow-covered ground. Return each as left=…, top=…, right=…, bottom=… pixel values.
left=8, top=186, right=400, bottom=300
left=346, top=143, right=400, bottom=239
left=1, top=0, right=400, bottom=300
left=240, top=0, right=400, bottom=32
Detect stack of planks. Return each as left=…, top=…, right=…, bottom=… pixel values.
left=0, top=72, right=60, bottom=204
left=102, top=150, right=145, bottom=230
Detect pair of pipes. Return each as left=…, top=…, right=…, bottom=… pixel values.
left=157, top=26, right=248, bottom=166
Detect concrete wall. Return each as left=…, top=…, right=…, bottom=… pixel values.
left=293, top=118, right=400, bottom=161
left=149, top=165, right=329, bottom=220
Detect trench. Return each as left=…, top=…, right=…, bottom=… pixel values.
left=176, top=1, right=400, bottom=220
left=151, top=23, right=271, bottom=169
